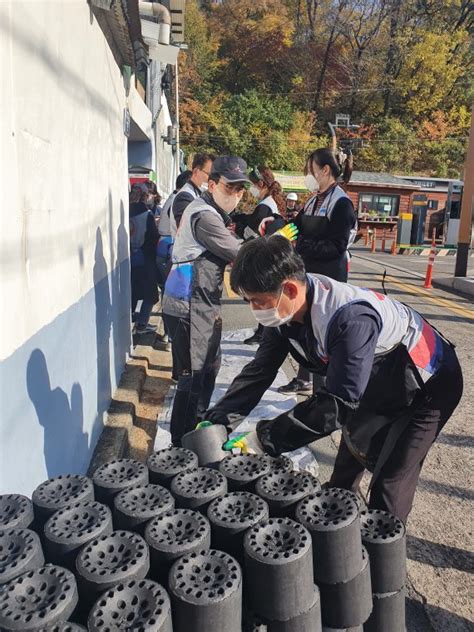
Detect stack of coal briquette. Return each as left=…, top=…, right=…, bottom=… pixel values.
left=0, top=424, right=406, bottom=631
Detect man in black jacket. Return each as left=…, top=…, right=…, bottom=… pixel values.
left=205, top=236, right=463, bottom=522
left=129, top=183, right=159, bottom=334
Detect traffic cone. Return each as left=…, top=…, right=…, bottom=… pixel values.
left=371, top=228, right=377, bottom=253
left=381, top=229, right=386, bottom=253
left=423, top=229, right=437, bottom=289
left=390, top=228, right=398, bottom=255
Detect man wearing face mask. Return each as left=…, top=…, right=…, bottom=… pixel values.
left=205, top=236, right=463, bottom=523
left=171, top=152, right=215, bottom=233
left=162, top=156, right=250, bottom=446
left=286, top=192, right=300, bottom=220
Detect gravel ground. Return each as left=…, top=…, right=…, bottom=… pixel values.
left=222, top=253, right=474, bottom=631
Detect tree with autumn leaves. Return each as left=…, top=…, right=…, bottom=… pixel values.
left=178, top=0, right=472, bottom=177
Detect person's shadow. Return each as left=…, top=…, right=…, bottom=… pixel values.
left=26, top=349, right=88, bottom=477
left=93, top=228, right=112, bottom=430
left=111, top=198, right=131, bottom=374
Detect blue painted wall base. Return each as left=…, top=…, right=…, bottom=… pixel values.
left=0, top=252, right=131, bottom=496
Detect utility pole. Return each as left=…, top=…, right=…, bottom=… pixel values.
left=454, top=106, right=474, bottom=277
left=175, top=59, right=180, bottom=176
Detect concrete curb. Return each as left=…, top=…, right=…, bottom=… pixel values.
left=433, top=275, right=474, bottom=299
left=87, top=364, right=147, bottom=476
left=355, top=245, right=474, bottom=257
left=397, top=247, right=458, bottom=256
left=88, top=313, right=171, bottom=476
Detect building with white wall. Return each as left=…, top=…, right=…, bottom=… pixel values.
left=0, top=0, right=183, bottom=495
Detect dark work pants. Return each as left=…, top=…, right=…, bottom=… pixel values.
left=297, top=366, right=311, bottom=383
left=131, top=298, right=154, bottom=327
left=164, top=314, right=220, bottom=445
left=329, top=341, right=463, bottom=523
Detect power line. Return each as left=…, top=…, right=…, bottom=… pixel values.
left=182, top=78, right=472, bottom=99
left=180, top=134, right=468, bottom=145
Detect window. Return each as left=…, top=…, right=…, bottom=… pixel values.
left=428, top=200, right=439, bottom=210
left=449, top=200, right=461, bottom=219
left=359, top=194, right=400, bottom=217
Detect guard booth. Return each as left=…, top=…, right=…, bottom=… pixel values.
left=445, top=181, right=464, bottom=246
left=410, top=194, right=428, bottom=244
left=397, top=212, right=413, bottom=246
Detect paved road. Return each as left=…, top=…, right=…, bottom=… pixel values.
left=353, top=243, right=474, bottom=281
left=221, top=254, right=473, bottom=631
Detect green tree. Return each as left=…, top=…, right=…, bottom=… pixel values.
left=395, top=29, right=470, bottom=119
left=220, top=90, right=314, bottom=169
left=179, top=0, right=221, bottom=102
left=178, top=0, right=473, bottom=176
left=356, top=117, right=420, bottom=173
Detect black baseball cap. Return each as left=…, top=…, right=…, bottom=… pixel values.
left=211, top=156, right=250, bottom=183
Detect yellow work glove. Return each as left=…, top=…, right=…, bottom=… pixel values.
left=275, top=222, right=299, bottom=242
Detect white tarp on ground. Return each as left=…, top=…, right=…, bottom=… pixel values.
left=154, top=329, right=319, bottom=476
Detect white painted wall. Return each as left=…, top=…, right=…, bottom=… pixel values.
left=0, top=0, right=132, bottom=493
left=155, top=93, right=177, bottom=198
left=0, top=0, right=129, bottom=359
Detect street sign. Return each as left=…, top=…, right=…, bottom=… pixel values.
left=123, top=108, right=130, bottom=138
left=335, top=113, right=351, bottom=128
left=273, top=172, right=307, bottom=191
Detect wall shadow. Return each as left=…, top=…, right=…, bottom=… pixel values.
left=109, top=194, right=131, bottom=381
left=406, top=597, right=473, bottom=631
left=93, top=228, right=112, bottom=430
left=407, top=534, right=474, bottom=574
left=418, top=476, right=474, bottom=502
left=436, top=432, right=474, bottom=448
left=26, top=349, right=88, bottom=477
left=117, top=200, right=131, bottom=348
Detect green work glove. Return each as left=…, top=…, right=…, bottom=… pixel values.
left=223, top=431, right=264, bottom=454
left=195, top=420, right=213, bottom=430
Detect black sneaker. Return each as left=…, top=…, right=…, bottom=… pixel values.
left=135, top=324, right=157, bottom=335
left=277, top=378, right=313, bottom=395
left=244, top=331, right=263, bottom=345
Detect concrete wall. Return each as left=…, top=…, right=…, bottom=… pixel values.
left=154, top=93, right=177, bottom=199
left=0, top=1, right=131, bottom=494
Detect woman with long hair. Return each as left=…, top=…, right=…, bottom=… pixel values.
left=243, top=166, right=288, bottom=345
left=297, top=148, right=356, bottom=279
left=278, top=147, right=357, bottom=394
left=246, top=166, right=287, bottom=233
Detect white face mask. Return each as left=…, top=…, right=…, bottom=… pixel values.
left=249, top=185, right=260, bottom=199
left=251, top=289, right=296, bottom=328
left=212, top=186, right=240, bottom=213
left=304, top=173, right=319, bottom=192
left=200, top=182, right=208, bottom=193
